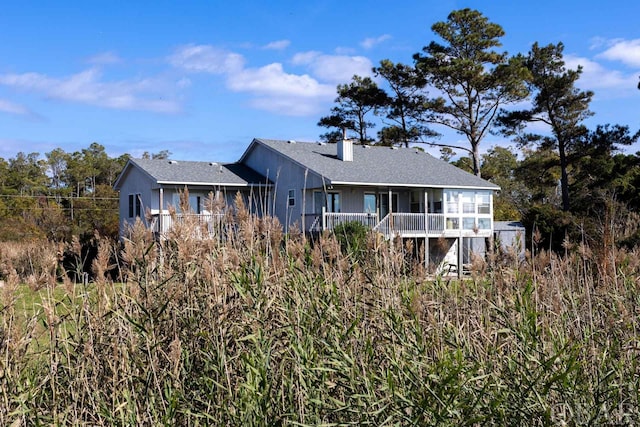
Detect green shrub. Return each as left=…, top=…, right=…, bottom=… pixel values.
left=333, top=220, right=369, bottom=260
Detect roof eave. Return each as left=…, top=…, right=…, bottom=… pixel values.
left=329, top=181, right=500, bottom=190
left=157, top=180, right=272, bottom=187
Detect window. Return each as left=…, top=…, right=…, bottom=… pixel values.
left=446, top=217, right=459, bottom=230
left=314, top=191, right=341, bottom=213
left=478, top=218, right=491, bottom=229
left=288, top=189, right=296, bottom=207
left=128, top=194, right=141, bottom=218
left=463, top=218, right=475, bottom=230
left=478, top=193, right=491, bottom=214
left=326, top=192, right=340, bottom=213
left=461, top=191, right=475, bottom=214
left=380, top=192, right=398, bottom=218
left=190, top=195, right=201, bottom=214
left=428, top=189, right=443, bottom=213
left=364, top=193, right=376, bottom=213
left=446, top=192, right=459, bottom=214
left=410, top=190, right=422, bottom=213
left=172, top=193, right=201, bottom=213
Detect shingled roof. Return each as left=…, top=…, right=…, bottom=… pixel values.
left=114, top=157, right=270, bottom=189
left=246, top=138, right=500, bottom=190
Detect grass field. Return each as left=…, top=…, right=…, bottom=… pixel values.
left=1, top=210, right=640, bottom=425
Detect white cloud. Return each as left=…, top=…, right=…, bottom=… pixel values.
left=334, top=46, right=356, bottom=55
left=0, top=68, right=181, bottom=113
left=168, top=43, right=349, bottom=116
left=177, top=77, right=192, bottom=88
left=87, top=51, right=122, bottom=65
left=596, top=39, right=640, bottom=67
left=229, top=63, right=334, bottom=98
left=0, top=99, right=31, bottom=116
left=263, top=40, right=291, bottom=50
left=248, top=96, right=324, bottom=116
left=589, top=37, right=608, bottom=50
left=291, top=51, right=374, bottom=83
left=168, top=44, right=244, bottom=74
left=565, top=54, right=636, bottom=92
left=360, top=34, right=391, bottom=50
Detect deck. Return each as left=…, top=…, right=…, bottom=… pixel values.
left=305, top=212, right=492, bottom=239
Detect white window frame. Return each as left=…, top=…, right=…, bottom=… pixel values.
left=364, top=192, right=377, bottom=213
left=288, top=189, right=296, bottom=207
left=128, top=193, right=142, bottom=218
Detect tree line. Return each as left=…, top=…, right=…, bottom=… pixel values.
left=318, top=8, right=640, bottom=251
left=0, top=143, right=171, bottom=243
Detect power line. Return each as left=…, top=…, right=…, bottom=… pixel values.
left=2, top=207, right=119, bottom=212
left=0, top=194, right=119, bottom=200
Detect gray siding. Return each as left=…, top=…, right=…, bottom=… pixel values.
left=243, top=143, right=324, bottom=231
left=117, top=166, right=156, bottom=233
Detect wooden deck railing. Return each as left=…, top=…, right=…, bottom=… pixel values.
left=151, top=213, right=226, bottom=237
left=150, top=211, right=486, bottom=239
left=370, top=213, right=445, bottom=236
left=323, top=212, right=379, bottom=230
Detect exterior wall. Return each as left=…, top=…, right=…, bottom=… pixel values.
left=243, top=143, right=325, bottom=231
left=494, top=221, right=526, bottom=261
left=303, top=186, right=417, bottom=217
left=117, top=166, right=156, bottom=235
left=159, top=186, right=240, bottom=213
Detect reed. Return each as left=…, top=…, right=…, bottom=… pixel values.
left=1, top=203, right=639, bottom=425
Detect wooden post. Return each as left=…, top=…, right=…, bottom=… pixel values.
left=458, top=235, right=463, bottom=279
left=424, top=189, right=429, bottom=272
left=425, top=237, right=430, bottom=272
left=159, top=188, right=164, bottom=234
left=322, top=206, right=326, bottom=231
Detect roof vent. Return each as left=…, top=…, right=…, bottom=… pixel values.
left=317, top=142, right=326, bottom=146
left=209, top=162, right=218, bottom=166
left=168, top=160, right=178, bottom=164
left=362, top=145, right=371, bottom=149
left=287, top=140, right=296, bottom=144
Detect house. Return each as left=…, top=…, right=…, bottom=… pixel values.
left=113, top=157, right=271, bottom=237
left=114, top=138, right=501, bottom=273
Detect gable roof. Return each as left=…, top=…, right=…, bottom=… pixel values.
left=243, top=138, right=500, bottom=190
left=113, top=157, right=270, bottom=189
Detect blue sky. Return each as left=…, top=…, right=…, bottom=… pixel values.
left=1, top=1, right=639, bottom=162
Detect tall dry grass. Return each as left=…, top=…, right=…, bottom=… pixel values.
left=1, top=199, right=639, bottom=425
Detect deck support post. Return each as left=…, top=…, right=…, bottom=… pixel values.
left=322, top=206, right=326, bottom=230
left=159, top=188, right=164, bottom=234
left=425, top=237, right=429, bottom=272
left=458, top=235, right=463, bottom=279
